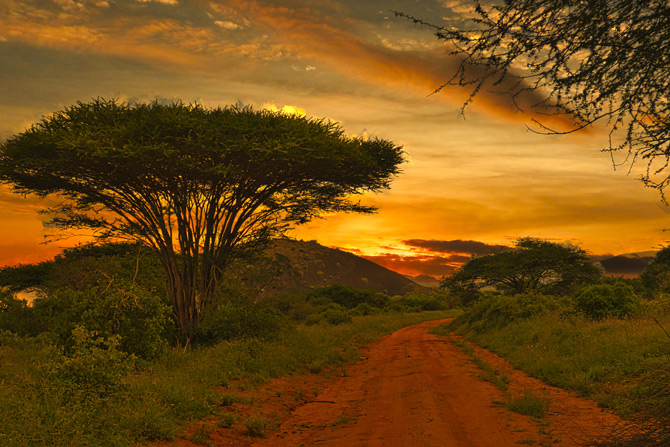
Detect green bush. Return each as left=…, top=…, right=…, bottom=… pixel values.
left=307, top=284, right=390, bottom=309
left=259, top=293, right=317, bottom=322
left=303, top=313, right=322, bottom=325
left=351, top=302, right=379, bottom=316
left=640, top=245, right=670, bottom=299
left=0, top=291, right=35, bottom=336
left=574, top=282, right=642, bottom=320
left=0, top=242, right=167, bottom=297
left=321, top=308, right=353, bottom=325
left=451, top=292, right=562, bottom=332
left=42, top=326, right=133, bottom=396
left=32, top=280, right=173, bottom=359
left=393, top=292, right=449, bottom=311
left=195, top=301, right=287, bottom=344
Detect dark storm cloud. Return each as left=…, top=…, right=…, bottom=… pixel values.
left=403, top=239, right=509, bottom=255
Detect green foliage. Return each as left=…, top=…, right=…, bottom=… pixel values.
left=0, top=311, right=455, bottom=447
left=505, top=389, right=550, bottom=418
left=0, top=242, right=166, bottom=297
left=0, top=99, right=405, bottom=333
left=447, top=338, right=510, bottom=391
left=321, top=307, right=353, bottom=325
left=42, top=326, right=133, bottom=396
left=307, top=284, right=390, bottom=309
left=451, top=292, right=562, bottom=332
left=443, top=238, right=602, bottom=298
left=640, top=246, right=670, bottom=298
left=195, top=299, right=287, bottom=344
left=392, top=291, right=450, bottom=311
left=0, top=290, right=34, bottom=335
left=217, top=412, right=238, bottom=428
left=350, top=302, right=379, bottom=316
left=574, top=282, right=642, bottom=320
left=32, top=279, right=173, bottom=359
left=258, top=293, right=317, bottom=322
left=243, top=414, right=273, bottom=438
left=444, top=302, right=670, bottom=407
left=189, top=423, right=215, bottom=444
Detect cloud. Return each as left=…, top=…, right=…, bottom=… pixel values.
left=404, top=238, right=510, bottom=255
left=0, top=0, right=277, bottom=71
left=226, top=0, right=573, bottom=129
left=136, top=0, right=178, bottom=5
left=353, top=238, right=509, bottom=277
left=0, top=0, right=575, bottom=129
left=262, top=103, right=306, bottom=117
left=360, top=253, right=460, bottom=278
left=214, top=20, right=240, bottom=30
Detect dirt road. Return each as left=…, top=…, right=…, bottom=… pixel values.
left=249, top=319, right=621, bottom=447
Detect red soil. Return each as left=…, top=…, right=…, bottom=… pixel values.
left=163, top=319, right=625, bottom=447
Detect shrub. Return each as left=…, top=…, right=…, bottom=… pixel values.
left=321, top=308, right=353, bottom=325
left=640, top=245, right=670, bottom=299
left=351, top=303, right=379, bottom=316
left=307, top=285, right=390, bottom=309
left=574, top=282, right=642, bottom=320
left=393, top=292, right=449, bottom=311
left=259, top=293, right=317, bottom=322
left=195, top=301, right=286, bottom=344
left=42, top=326, right=134, bottom=396
left=451, top=292, right=562, bottom=332
left=32, top=279, right=173, bottom=359
left=0, top=290, right=35, bottom=336
left=244, top=414, right=272, bottom=438
left=0, top=242, right=167, bottom=297
left=303, top=313, right=322, bottom=325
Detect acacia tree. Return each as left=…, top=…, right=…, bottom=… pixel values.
left=0, top=99, right=404, bottom=335
left=396, top=1, right=670, bottom=196
left=442, top=238, right=602, bottom=295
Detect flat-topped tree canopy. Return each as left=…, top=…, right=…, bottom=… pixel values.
left=0, top=99, right=405, bottom=335
left=442, top=238, right=603, bottom=296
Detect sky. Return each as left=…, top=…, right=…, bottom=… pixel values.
left=1, top=0, right=669, bottom=278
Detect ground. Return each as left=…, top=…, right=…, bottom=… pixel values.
left=160, top=319, right=625, bottom=447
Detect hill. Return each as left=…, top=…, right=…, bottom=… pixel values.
left=404, top=274, right=441, bottom=287
left=252, top=239, right=420, bottom=297
left=596, top=251, right=656, bottom=277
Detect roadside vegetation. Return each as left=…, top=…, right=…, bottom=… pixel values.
left=438, top=239, right=670, bottom=447
left=3, top=236, right=670, bottom=446
left=0, top=242, right=456, bottom=447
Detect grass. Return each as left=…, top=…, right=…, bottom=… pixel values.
left=220, top=393, right=250, bottom=407
left=331, top=415, right=356, bottom=429
left=189, top=423, right=215, bottom=445
left=450, top=338, right=510, bottom=391
left=243, top=414, right=274, bottom=438
left=217, top=412, right=238, bottom=428
left=0, top=310, right=458, bottom=447
left=505, top=389, right=551, bottom=418
left=445, top=306, right=670, bottom=413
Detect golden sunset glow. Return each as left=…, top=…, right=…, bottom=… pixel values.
left=1, top=0, right=668, bottom=278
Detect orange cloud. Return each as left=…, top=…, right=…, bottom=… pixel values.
left=225, top=0, right=574, bottom=129
left=359, top=253, right=460, bottom=278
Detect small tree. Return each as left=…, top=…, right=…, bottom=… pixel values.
left=0, top=99, right=404, bottom=336
left=442, top=238, right=602, bottom=296
left=639, top=246, right=670, bottom=298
